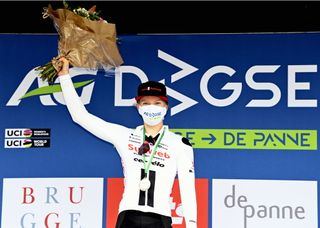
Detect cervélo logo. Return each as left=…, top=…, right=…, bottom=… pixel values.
left=1, top=178, right=104, bottom=228
left=212, top=179, right=318, bottom=228
left=106, top=178, right=208, bottom=228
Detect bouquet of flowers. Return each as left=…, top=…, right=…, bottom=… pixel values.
left=36, top=1, right=124, bottom=84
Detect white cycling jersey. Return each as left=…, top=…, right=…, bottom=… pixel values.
left=59, top=74, right=197, bottom=227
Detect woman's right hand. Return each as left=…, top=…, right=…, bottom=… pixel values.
left=57, top=57, right=70, bottom=76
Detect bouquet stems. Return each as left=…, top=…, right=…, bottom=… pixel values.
left=35, top=57, right=63, bottom=84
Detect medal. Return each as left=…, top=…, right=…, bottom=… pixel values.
left=139, top=126, right=166, bottom=192
left=139, top=177, right=151, bottom=191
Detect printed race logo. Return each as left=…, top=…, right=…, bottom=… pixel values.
left=212, top=179, right=318, bottom=228
left=6, top=67, right=97, bottom=106
left=24, top=129, right=33, bottom=137
left=106, top=178, right=208, bottom=228
left=5, top=139, right=50, bottom=148
left=5, top=128, right=51, bottom=138
left=1, top=178, right=104, bottom=228
left=7, top=50, right=317, bottom=116
left=4, top=128, right=51, bottom=148
left=23, top=139, right=32, bottom=148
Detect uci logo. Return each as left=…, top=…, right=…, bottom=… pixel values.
left=6, top=50, right=318, bottom=116
left=4, top=139, right=32, bottom=148
left=5, top=128, right=33, bottom=138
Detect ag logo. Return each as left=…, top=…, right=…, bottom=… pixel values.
left=6, top=67, right=96, bottom=106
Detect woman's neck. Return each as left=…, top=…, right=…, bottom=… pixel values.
left=144, top=122, right=164, bottom=137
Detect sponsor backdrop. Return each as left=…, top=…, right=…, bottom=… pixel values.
left=0, top=33, right=319, bottom=227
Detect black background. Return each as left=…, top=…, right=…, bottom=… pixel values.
left=1, top=1, right=320, bottom=34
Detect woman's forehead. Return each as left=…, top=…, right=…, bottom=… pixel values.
left=139, top=96, right=163, bottom=102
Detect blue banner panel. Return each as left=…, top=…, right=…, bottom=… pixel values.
left=0, top=33, right=319, bottom=227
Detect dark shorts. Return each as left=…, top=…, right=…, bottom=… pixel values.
left=115, top=210, right=172, bottom=228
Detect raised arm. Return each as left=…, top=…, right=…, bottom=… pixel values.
left=57, top=57, right=128, bottom=146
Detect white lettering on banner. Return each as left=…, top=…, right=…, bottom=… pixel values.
left=1, top=178, right=104, bottom=228
left=113, top=56, right=199, bottom=115
left=200, top=64, right=317, bottom=108
left=7, top=50, right=318, bottom=115
left=116, top=60, right=317, bottom=114
left=163, top=82, right=198, bottom=116
left=212, top=179, right=318, bottom=228
left=158, top=49, right=199, bottom=82
left=6, top=67, right=97, bottom=106
left=245, top=65, right=281, bottom=107
left=288, top=65, right=318, bottom=107
left=114, top=65, right=148, bottom=106
left=200, top=65, right=240, bottom=107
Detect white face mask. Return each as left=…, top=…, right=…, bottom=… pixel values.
left=138, top=105, right=167, bottom=126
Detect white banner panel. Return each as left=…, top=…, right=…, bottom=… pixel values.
left=212, top=179, right=318, bottom=228
left=1, top=178, right=103, bottom=228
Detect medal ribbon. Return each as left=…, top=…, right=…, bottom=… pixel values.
left=142, top=126, right=166, bottom=177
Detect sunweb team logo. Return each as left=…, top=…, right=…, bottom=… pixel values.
left=212, top=179, right=318, bottom=228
